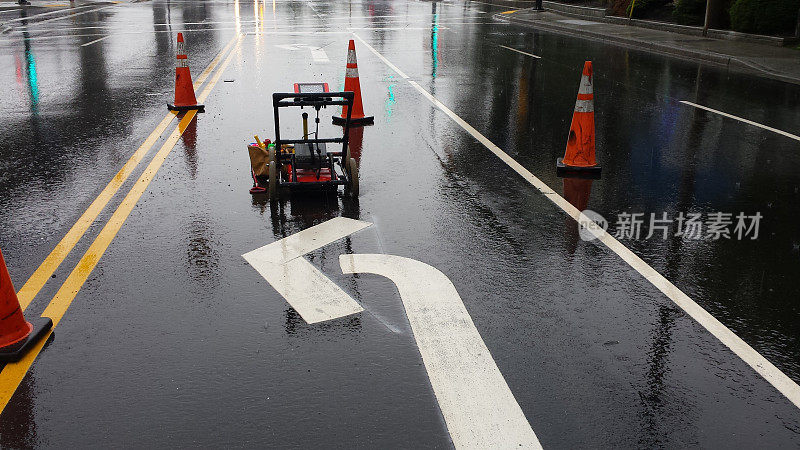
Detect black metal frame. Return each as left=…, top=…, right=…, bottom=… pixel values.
left=272, top=92, right=355, bottom=189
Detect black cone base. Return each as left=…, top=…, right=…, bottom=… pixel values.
left=332, top=115, right=374, bottom=127
left=167, top=104, right=205, bottom=113
left=556, top=157, right=602, bottom=179
left=0, top=317, right=53, bottom=363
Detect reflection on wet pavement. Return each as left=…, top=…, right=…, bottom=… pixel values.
left=0, top=0, right=799, bottom=446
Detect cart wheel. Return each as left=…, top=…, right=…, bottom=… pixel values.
left=344, top=144, right=352, bottom=169
left=347, top=158, right=359, bottom=197
left=268, top=162, right=278, bottom=200
left=268, top=146, right=276, bottom=166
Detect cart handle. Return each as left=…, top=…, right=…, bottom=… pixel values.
left=272, top=91, right=354, bottom=108
left=272, top=91, right=354, bottom=101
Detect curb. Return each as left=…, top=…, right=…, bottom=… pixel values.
left=508, top=0, right=791, bottom=46
left=540, top=1, right=605, bottom=19
left=496, top=12, right=800, bottom=86
left=602, top=15, right=790, bottom=46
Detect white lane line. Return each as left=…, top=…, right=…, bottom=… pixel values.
left=470, top=0, right=519, bottom=8
left=14, top=25, right=112, bottom=31
left=42, top=17, right=424, bottom=30
left=349, top=26, right=451, bottom=31
left=14, top=21, right=472, bottom=35
left=0, top=4, right=94, bottom=24
left=351, top=34, right=411, bottom=79
left=431, top=21, right=501, bottom=25
left=242, top=218, right=371, bottom=324
left=681, top=101, right=800, bottom=142
left=9, top=5, right=116, bottom=29
left=80, top=35, right=110, bottom=47
left=0, top=28, right=350, bottom=44
left=352, top=32, right=800, bottom=410
left=340, top=254, right=542, bottom=449
left=499, top=44, right=541, bottom=59
left=148, top=13, right=446, bottom=26
left=10, top=19, right=473, bottom=37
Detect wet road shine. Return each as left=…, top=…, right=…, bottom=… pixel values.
left=1, top=0, right=800, bottom=447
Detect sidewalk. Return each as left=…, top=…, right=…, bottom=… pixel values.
left=496, top=8, right=800, bottom=85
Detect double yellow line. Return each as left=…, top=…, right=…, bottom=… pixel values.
left=0, top=32, right=244, bottom=413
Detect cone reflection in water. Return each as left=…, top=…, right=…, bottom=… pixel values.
left=563, top=177, right=595, bottom=255
left=181, top=114, right=199, bottom=179
left=347, top=125, right=364, bottom=164
left=563, top=177, right=593, bottom=212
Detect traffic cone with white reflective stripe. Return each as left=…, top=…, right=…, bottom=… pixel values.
left=332, top=40, right=373, bottom=127
left=557, top=61, right=601, bottom=178
left=0, top=248, right=52, bottom=362
left=168, top=33, right=204, bottom=113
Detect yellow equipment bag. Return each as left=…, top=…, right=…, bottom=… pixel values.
left=248, top=144, right=269, bottom=177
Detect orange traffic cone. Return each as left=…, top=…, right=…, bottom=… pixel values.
left=332, top=40, right=374, bottom=127
left=0, top=248, right=52, bottom=362
left=557, top=61, right=601, bottom=178
left=168, top=33, right=204, bottom=113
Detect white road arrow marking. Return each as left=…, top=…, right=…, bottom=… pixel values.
left=274, top=43, right=307, bottom=50
left=274, top=43, right=329, bottom=63
left=340, top=254, right=542, bottom=449
left=243, top=217, right=371, bottom=324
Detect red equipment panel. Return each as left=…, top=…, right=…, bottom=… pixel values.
left=289, top=168, right=334, bottom=183
left=293, top=83, right=330, bottom=94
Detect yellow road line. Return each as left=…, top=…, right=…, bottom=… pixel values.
left=195, top=37, right=242, bottom=105
left=0, top=33, right=244, bottom=414
left=500, top=9, right=519, bottom=14
left=16, top=34, right=238, bottom=312
left=15, top=113, right=174, bottom=310
left=193, top=34, right=239, bottom=88
left=41, top=111, right=199, bottom=324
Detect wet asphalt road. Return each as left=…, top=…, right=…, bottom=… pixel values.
left=1, top=0, right=800, bottom=447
